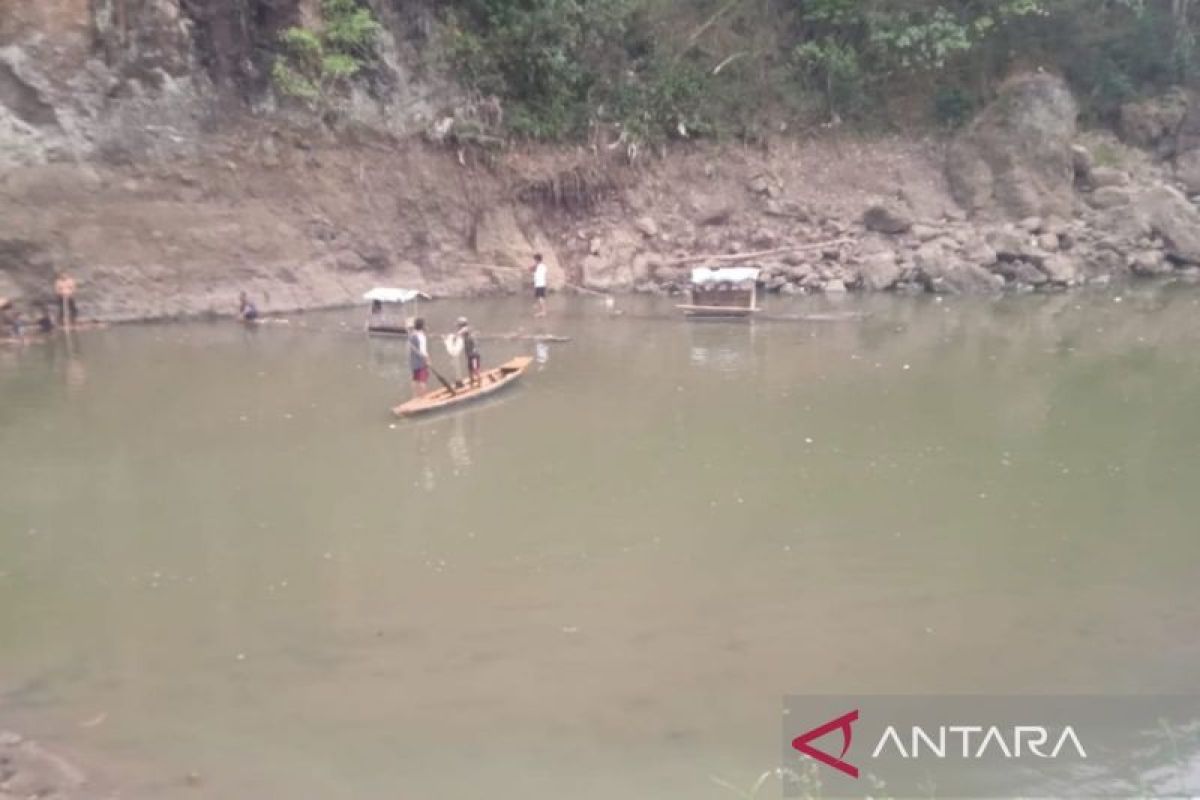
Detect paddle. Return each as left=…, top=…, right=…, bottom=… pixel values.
left=427, top=361, right=458, bottom=395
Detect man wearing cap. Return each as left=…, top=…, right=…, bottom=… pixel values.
left=457, top=316, right=481, bottom=387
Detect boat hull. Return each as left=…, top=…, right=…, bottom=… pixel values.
left=392, top=356, right=534, bottom=417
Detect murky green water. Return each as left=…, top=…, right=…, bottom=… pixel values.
left=2, top=290, right=1199, bottom=798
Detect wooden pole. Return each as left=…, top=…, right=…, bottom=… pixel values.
left=660, top=238, right=856, bottom=267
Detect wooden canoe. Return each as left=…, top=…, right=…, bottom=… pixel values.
left=392, top=356, right=534, bottom=418
left=366, top=323, right=408, bottom=337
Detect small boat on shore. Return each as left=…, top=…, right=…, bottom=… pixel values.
left=392, top=356, right=534, bottom=418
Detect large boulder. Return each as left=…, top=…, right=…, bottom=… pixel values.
left=580, top=228, right=642, bottom=290
left=1139, top=185, right=1200, bottom=264
left=915, top=242, right=1003, bottom=294
left=862, top=202, right=913, bottom=234
left=1119, top=89, right=1190, bottom=155
left=857, top=251, right=902, bottom=291
left=1040, top=254, right=1082, bottom=285
left=946, top=73, right=1078, bottom=219
left=1174, top=149, right=1200, bottom=194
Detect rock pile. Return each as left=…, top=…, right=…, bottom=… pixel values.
left=569, top=73, right=1200, bottom=298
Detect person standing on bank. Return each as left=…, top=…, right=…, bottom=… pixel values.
left=54, top=272, right=78, bottom=329
left=456, top=316, right=481, bottom=387
left=531, top=253, right=548, bottom=318
left=408, top=317, right=430, bottom=398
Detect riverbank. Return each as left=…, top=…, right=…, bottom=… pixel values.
left=5, top=74, right=1200, bottom=324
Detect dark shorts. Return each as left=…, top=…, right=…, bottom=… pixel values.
left=534, top=286, right=547, bottom=299
left=467, top=353, right=481, bottom=372
left=412, top=366, right=429, bottom=382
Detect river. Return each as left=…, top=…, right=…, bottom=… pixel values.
left=1, top=290, right=1198, bottom=798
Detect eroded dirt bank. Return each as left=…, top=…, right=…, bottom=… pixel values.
left=5, top=74, right=1200, bottom=324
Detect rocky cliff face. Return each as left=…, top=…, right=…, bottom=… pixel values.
left=0, top=0, right=441, bottom=168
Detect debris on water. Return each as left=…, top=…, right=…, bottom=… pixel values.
left=78, top=713, right=106, bottom=729
left=388, top=423, right=397, bottom=429
left=561, top=626, right=580, bottom=634
left=185, top=771, right=203, bottom=787
left=902, top=363, right=911, bottom=370
left=804, top=437, right=814, bottom=444
left=239, top=415, right=248, bottom=422
left=925, top=627, right=935, bottom=635
left=236, top=653, right=246, bottom=661
left=323, top=552, right=333, bottom=560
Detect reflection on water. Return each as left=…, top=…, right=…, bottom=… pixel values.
left=1, top=289, right=1200, bottom=799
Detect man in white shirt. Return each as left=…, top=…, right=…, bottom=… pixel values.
left=531, top=253, right=548, bottom=318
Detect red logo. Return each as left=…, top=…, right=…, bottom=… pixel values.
left=791, top=710, right=860, bottom=778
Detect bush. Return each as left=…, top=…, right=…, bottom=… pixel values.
left=933, top=85, right=976, bottom=128
left=272, top=0, right=383, bottom=110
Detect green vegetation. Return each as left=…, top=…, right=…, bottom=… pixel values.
left=271, top=0, right=1200, bottom=142
left=428, top=0, right=1200, bottom=143
left=271, top=0, right=382, bottom=109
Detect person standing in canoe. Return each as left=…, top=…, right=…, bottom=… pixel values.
left=456, top=316, right=481, bottom=387
left=531, top=253, right=548, bottom=318
left=408, top=317, right=430, bottom=397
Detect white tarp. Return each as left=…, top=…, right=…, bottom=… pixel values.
left=363, top=287, right=430, bottom=304
left=690, top=267, right=761, bottom=285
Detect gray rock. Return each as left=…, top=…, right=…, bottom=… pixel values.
left=858, top=251, right=902, bottom=291
left=1089, top=166, right=1131, bottom=188
left=1174, top=149, right=1200, bottom=194
left=995, top=260, right=1049, bottom=286
left=1040, top=254, right=1082, bottom=285
left=1119, top=88, right=1190, bottom=154
left=747, top=174, right=776, bottom=196
left=1037, top=233, right=1060, bottom=252
left=822, top=279, right=848, bottom=293
left=916, top=243, right=1003, bottom=294
left=1088, top=187, right=1133, bottom=209
left=1141, top=185, right=1200, bottom=264
left=910, top=223, right=942, bottom=242
left=634, top=216, right=659, bottom=238
left=986, top=228, right=1038, bottom=262
left=863, top=202, right=914, bottom=234
left=964, top=241, right=999, bottom=267
left=946, top=73, right=1078, bottom=219
left=1128, top=249, right=1172, bottom=276
left=692, top=195, right=735, bottom=226
left=1018, top=216, right=1044, bottom=233
left=1071, top=144, right=1094, bottom=183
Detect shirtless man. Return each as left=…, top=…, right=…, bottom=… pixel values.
left=54, top=272, right=78, bottom=329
